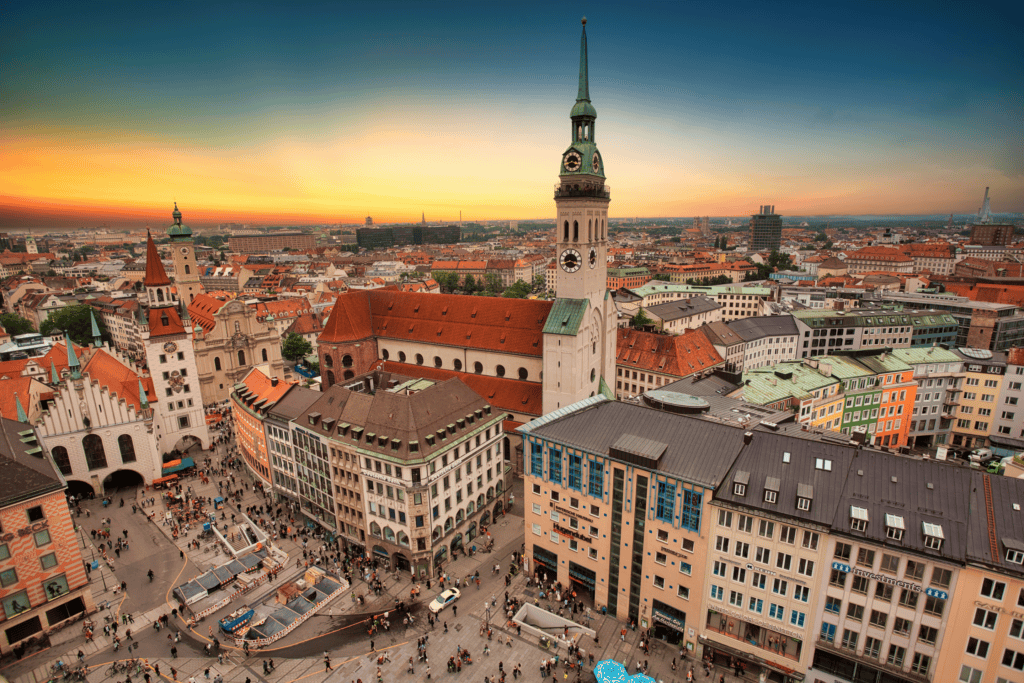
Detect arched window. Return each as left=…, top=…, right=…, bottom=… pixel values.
left=370, top=522, right=382, bottom=538
left=434, top=356, right=442, bottom=368
left=591, top=368, right=596, bottom=382
left=382, top=349, right=390, bottom=361
left=383, top=527, right=396, bottom=542
left=466, top=501, right=475, bottom=515
left=51, top=446, right=72, bottom=476
left=184, top=265, right=190, bottom=275
left=327, top=370, right=335, bottom=386
left=474, top=361, right=483, bottom=374
left=397, top=531, right=410, bottom=547
left=415, top=354, right=424, bottom=366
left=156, top=289, right=164, bottom=302
left=324, top=355, right=333, bottom=368
left=118, top=435, right=137, bottom=464
left=398, top=351, right=406, bottom=363
left=261, top=348, right=268, bottom=362
left=495, top=365, right=505, bottom=378
left=342, top=354, right=353, bottom=368
left=82, top=434, right=107, bottom=471
left=432, top=526, right=442, bottom=541
left=237, top=350, right=246, bottom=366
left=588, top=219, right=592, bottom=241
left=518, top=367, right=528, bottom=380
left=444, top=517, right=453, bottom=533
left=214, top=357, right=222, bottom=371
left=234, top=321, right=241, bottom=334
left=563, top=221, right=569, bottom=242
left=453, top=359, right=462, bottom=371
left=456, top=509, right=465, bottom=524
left=573, top=221, right=579, bottom=242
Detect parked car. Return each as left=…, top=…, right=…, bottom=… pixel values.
left=428, top=588, right=461, bottom=614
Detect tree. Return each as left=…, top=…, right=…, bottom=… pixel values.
left=40, top=305, right=109, bottom=347
left=463, top=274, right=479, bottom=294
left=630, top=307, right=653, bottom=329
left=434, top=271, right=459, bottom=293
left=281, top=333, right=313, bottom=362
left=502, top=279, right=532, bottom=298
left=652, top=273, right=671, bottom=282
left=0, top=313, right=35, bottom=336
left=483, top=273, right=504, bottom=296
left=533, top=274, right=546, bottom=291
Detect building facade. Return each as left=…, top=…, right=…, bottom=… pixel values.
left=228, top=232, right=315, bottom=253
left=749, top=206, right=782, bottom=252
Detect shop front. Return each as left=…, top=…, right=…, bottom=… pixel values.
left=532, top=544, right=558, bottom=580
left=650, top=600, right=687, bottom=648
left=702, top=609, right=804, bottom=683
left=568, top=561, right=596, bottom=600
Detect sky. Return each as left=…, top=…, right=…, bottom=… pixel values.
left=2, top=0, right=1022, bottom=228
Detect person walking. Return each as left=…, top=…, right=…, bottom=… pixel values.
left=324, top=653, right=332, bottom=671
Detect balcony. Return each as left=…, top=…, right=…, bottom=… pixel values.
left=554, top=183, right=611, bottom=200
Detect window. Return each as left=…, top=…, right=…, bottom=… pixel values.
left=869, top=610, right=887, bottom=629
left=887, top=645, right=906, bottom=668
left=834, top=542, right=852, bottom=562
left=751, top=571, right=766, bottom=590
left=655, top=481, right=675, bottom=522
left=713, top=561, right=726, bottom=578
left=981, top=578, right=1006, bottom=600
left=769, top=603, right=785, bottom=621
left=960, top=667, right=983, bottom=683
left=755, top=546, right=771, bottom=565
left=932, top=566, right=952, bottom=588
left=653, top=576, right=665, bottom=589
left=734, top=541, right=750, bottom=559
left=748, top=597, right=763, bottom=613
left=530, top=443, right=544, bottom=477
left=905, top=560, right=924, bottom=581
left=801, top=530, right=818, bottom=550
left=846, top=603, right=864, bottom=621
left=775, top=552, right=792, bottom=571
left=715, top=536, right=730, bottom=553
left=825, top=597, right=842, bottom=615
left=118, top=434, right=136, bottom=464
left=966, top=637, right=990, bottom=658
left=1001, top=649, right=1024, bottom=671
left=655, top=552, right=667, bottom=565
left=548, top=448, right=561, bottom=485
left=924, top=595, right=945, bottom=617
left=588, top=460, right=603, bottom=498
left=851, top=575, right=870, bottom=594
left=710, top=585, right=723, bottom=601
left=82, top=434, right=107, bottom=470
left=856, top=547, right=875, bottom=568
left=34, top=529, right=50, bottom=547
left=779, top=525, right=796, bottom=544
left=918, top=625, right=937, bottom=645
left=0, top=568, right=18, bottom=587
left=893, top=617, right=912, bottom=636
left=790, top=610, right=805, bottom=627
left=772, top=578, right=788, bottom=597
left=899, top=589, right=918, bottom=609
left=793, top=585, right=809, bottom=602
left=829, top=568, right=847, bottom=589
left=40, top=552, right=58, bottom=569
left=875, top=582, right=893, bottom=602
left=841, top=629, right=858, bottom=650
left=1012, top=618, right=1024, bottom=640
left=758, top=519, right=774, bottom=539
left=729, top=590, right=743, bottom=607
left=864, top=636, right=882, bottom=659
left=718, top=510, right=732, bottom=528
left=797, top=558, right=814, bottom=577
left=732, top=566, right=746, bottom=583
left=974, top=607, right=997, bottom=630
left=737, top=515, right=753, bottom=533
left=819, top=622, right=835, bottom=643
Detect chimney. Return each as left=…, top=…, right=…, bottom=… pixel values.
left=271, top=377, right=279, bottom=387
left=743, top=431, right=753, bottom=445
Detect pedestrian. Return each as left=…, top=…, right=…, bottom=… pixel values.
left=324, top=653, right=332, bottom=672
left=444, top=621, right=448, bottom=633
left=370, top=640, right=375, bottom=652
left=170, top=646, right=177, bottom=658
left=452, top=605, right=457, bottom=618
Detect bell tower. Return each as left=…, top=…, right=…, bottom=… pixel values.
left=555, top=17, right=609, bottom=312
left=167, top=202, right=203, bottom=306
left=543, top=19, right=617, bottom=414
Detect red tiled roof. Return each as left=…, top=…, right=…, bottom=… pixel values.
left=615, top=327, right=724, bottom=377
left=0, top=358, right=29, bottom=379
left=148, top=306, right=185, bottom=337
left=0, top=376, right=36, bottom=420
left=39, top=342, right=87, bottom=378
left=376, top=361, right=543, bottom=417
left=236, top=367, right=292, bottom=410
left=318, top=290, right=374, bottom=343
left=81, top=349, right=154, bottom=412
left=286, top=312, right=322, bottom=336
left=187, top=293, right=229, bottom=333
left=143, top=231, right=171, bottom=286
left=845, top=246, right=912, bottom=262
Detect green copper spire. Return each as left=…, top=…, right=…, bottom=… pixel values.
left=65, top=332, right=81, bottom=380
left=50, top=360, right=59, bottom=385
left=14, top=394, right=27, bottom=423
left=577, top=17, right=589, bottom=102
left=89, top=308, right=101, bottom=347
left=139, top=380, right=149, bottom=409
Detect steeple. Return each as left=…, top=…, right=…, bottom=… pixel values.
left=65, top=332, right=81, bottom=380
left=172, top=201, right=182, bottom=225
left=139, top=380, right=149, bottom=409
left=89, top=308, right=102, bottom=347
left=50, top=360, right=59, bottom=385
left=577, top=17, right=589, bottom=102
left=144, top=230, right=171, bottom=287
left=14, top=393, right=27, bottom=423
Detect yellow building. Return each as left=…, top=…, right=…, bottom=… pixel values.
left=951, top=349, right=1007, bottom=450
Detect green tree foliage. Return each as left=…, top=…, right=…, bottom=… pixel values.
left=0, top=313, right=35, bottom=336
left=434, top=271, right=460, bottom=293
left=281, top=333, right=313, bottom=361
left=652, top=273, right=671, bottom=282
left=484, top=274, right=504, bottom=296
left=630, top=307, right=653, bottom=329
left=462, top=274, right=479, bottom=294
left=752, top=249, right=794, bottom=279
left=533, top=274, right=546, bottom=291
left=40, top=304, right=109, bottom=347
left=502, top=280, right=532, bottom=298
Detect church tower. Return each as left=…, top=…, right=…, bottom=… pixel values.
left=167, top=203, right=203, bottom=306
left=140, top=230, right=209, bottom=455
left=542, top=19, right=617, bottom=414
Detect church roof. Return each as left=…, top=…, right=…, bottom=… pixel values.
left=318, top=290, right=374, bottom=343
left=82, top=349, right=155, bottom=413
left=542, top=298, right=588, bottom=336
left=376, top=361, right=543, bottom=418
left=187, top=293, right=230, bottom=334
left=167, top=202, right=193, bottom=238
left=144, top=231, right=171, bottom=286
left=148, top=306, right=185, bottom=337
left=615, top=327, right=724, bottom=378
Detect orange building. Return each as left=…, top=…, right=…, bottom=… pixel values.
left=1, top=418, right=94, bottom=654
left=231, top=367, right=295, bottom=485
left=606, top=266, right=651, bottom=290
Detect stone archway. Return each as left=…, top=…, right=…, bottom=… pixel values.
left=66, top=480, right=96, bottom=498
left=493, top=501, right=504, bottom=519
left=102, top=469, right=145, bottom=493
left=393, top=552, right=410, bottom=573
left=481, top=511, right=491, bottom=527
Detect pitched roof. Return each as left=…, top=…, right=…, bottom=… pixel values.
left=845, top=246, right=913, bottom=262
left=187, top=293, right=230, bottom=333
left=148, top=306, right=186, bottom=337
left=647, top=296, right=721, bottom=321
left=615, top=327, right=724, bottom=378
left=0, top=416, right=62, bottom=507
left=377, top=361, right=543, bottom=417
left=286, top=312, right=323, bottom=336
left=0, top=377, right=36, bottom=422
left=727, top=315, right=799, bottom=341
left=966, top=470, right=1024, bottom=577
left=81, top=349, right=155, bottom=412
left=143, top=231, right=171, bottom=286
left=318, top=290, right=374, bottom=343
left=234, top=367, right=292, bottom=414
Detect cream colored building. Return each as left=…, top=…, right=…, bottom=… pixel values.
left=188, top=293, right=290, bottom=405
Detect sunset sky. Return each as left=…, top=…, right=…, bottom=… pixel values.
left=2, top=1, right=1022, bottom=227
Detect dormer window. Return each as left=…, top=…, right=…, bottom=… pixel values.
left=885, top=514, right=905, bottom=541
left=764, top=477, right=780, bottom=504
left=796, top=483, right=813, bottom=512
left=1006, top=548, right=1024, bottom=565
left=850, top=506, right=869, bottom=532
left=733, top=470, right=749, bottom=497
left=922, top=522, right=944, bottom=550
left=797, top=497, right=810, bottom=511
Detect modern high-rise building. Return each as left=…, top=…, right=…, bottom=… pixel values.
left=749, top=205, right=782, bottom=252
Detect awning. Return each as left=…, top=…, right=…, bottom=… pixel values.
left=163, top=457, right=196, bottom=474
left=152, top=474, right=179, bottom=485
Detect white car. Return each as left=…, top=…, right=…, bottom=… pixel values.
left=428, top=588, right=461, bottom=614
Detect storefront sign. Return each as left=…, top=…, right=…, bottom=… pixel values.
left=554, top=505, right=582, bottom=520
left=0, top=520, right=48, bottom=543
left=831, top=562, right=949, bottom=600
left=660, top=545, right=689, bottom=560
left=652, top=608, right=685, bottom=631
left=553, top=523, right=592, bottom=543
left=710, top=606, right=804, bottom=640
left=974, top=600, right=1024, bottom=619
left=363, top=470, right=406, bottom=488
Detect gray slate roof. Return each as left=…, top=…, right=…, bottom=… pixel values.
left=0, top=417, right=63, bottom=507
left=727, top=315, right=799, bottom=342
left=267, top=385, right=322, bottom=422
left=966, top=470, right=1024, bottom=578
left=524, top=400, right=747, bottom=488
left=647, top=296, right=721, bottom=321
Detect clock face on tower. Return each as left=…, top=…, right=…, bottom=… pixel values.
left=563, top=151, right=582, bottom=172
left=180, top=247, right=190, bottom=255
left=163, top=342, right=177, bottom=353
left=560, top=249, right=582, bottom=273
left=592, top=153, right=600, bottom=173
left=589, top=247, right=598, bottom=268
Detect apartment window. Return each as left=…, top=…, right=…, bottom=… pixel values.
left=851, top=575, right=870, bottom=594
left=893, top=617, right=912, bottom=636
left=758, top=519, right=774, bottom=539
left=655, top=552, right=667, bottom=565
left=710, top=585, right=723, bottom=601
left=715, top=536, right=729, bottom=553
left=735, top=541, right=750, bottom=559
left=1012, top=618, right=1024, bottom=639
left=819, top=622, right=835, bottom=642
left=981, top=578, right=1006, bottom=600
left=899, top=589, right=919, bottom=609
left=748, top=597, right=762, bottom=613
left=755, top=546, right=771, bottom=565
left=677, top=585, right=689, bottom=600
left=841, top=629, right=858, bottom=650
left=1001, top=649, right=1024, bottom=671
left=737, top=515, right=753, bottom=533
left=874, top=582, right=893, bottom=602
left=793, top=585, right=809, bottom=603
left=772, top=578, right=788, bottom=597
left=797, top=558, right=814, bottom=577
left=829, top=568, right=847, bottom=589
left=886, top=645, right=906, bottom=668
left=918, top=624, right=937, bottom=646
left=732, top=566, right=746, bottom=583
left=932, top=566, right=952, bottom=588
left=856, top=547, right=875, bottom=568
left=713, top=561, right=726, bottom=578
left=966, top=637, right=990, bottom=658
left=905, top=560, right=925, bottom=581
left=729, top=590, right=743, bottom=607
left=870, top=610, right=887, bottom=629
left=924, top=595, right=945, bottom=617
left=718, top=510, right=732, bottom=528
left=801, top=530, right=818, bottom=550
left=825, top=597, right=841, bottom=615
left=974, top=608, right=997, bottom=630
left=653, top=576, right=665, bottom=589
left=846, top=603, right=864, bottom=621
left=769, top=603, right=785, bottom=621
left=751, top=571, right=766, bottom=590
left=864, top=636, right=882, bottom=659
left=834, top=542, right=852, bottom=562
